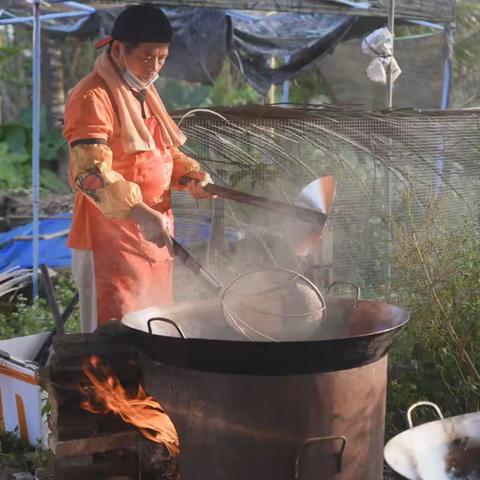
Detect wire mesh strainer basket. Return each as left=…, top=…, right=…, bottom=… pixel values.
left=221, top=268, right=326, bottom=342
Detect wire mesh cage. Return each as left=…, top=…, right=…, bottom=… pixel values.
left=171, top=105, right=480, bottom=299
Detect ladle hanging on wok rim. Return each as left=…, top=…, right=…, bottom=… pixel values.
left=168, top=241, right=328, bottom=342
left=384, top=402, right=480, bottom=480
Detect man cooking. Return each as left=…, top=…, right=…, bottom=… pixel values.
left=63, top=4, right=213, bottom=332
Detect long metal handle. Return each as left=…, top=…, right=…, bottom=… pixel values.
left=406, top=401, right=444, bottom=429
left=172, top=238, right=223, bottom=294
left=34, top=291, right=79, bottom=365
left=179, top=176, right=328, bottom=225
left=147, top=317, right=187, bottom=339
left=294, top=435, right=347, bottom=479
left=39, top=264, right=64, bottom=335
left=326, top=281, right=361, bottom=302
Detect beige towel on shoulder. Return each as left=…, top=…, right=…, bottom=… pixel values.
left=94, top=51, right=186, bottom=154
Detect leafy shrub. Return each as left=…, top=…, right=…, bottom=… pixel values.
left=0, top=428, right=48, bottom=473
left=386, top=198, right=480, bottom=437
left=0, top=113, right=68, bottom=192
left=0, top=428, right=34, bottom=469
left=0, top=271, right=79, bottom=339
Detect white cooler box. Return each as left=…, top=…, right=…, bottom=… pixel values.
left=0, top=332, right=50, bottom=446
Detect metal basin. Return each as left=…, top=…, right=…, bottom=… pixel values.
left=384, top=402, right=480, bottom=479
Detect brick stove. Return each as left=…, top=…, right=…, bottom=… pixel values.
left=38, top=325, right=177, bottom=480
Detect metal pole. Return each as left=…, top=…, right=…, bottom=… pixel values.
left=282, top=56, right=290, bottom=104
left=0, top=11, right=90, bottom=26
left=282, top=78, right=290, bottom=104
left=266, top=56, right=276, bottom=104
left=440, top=26, right=453, bottom=110
left=32, top=0, right=41, bottom=298
left=387, top=0, right=395, bottom=108
left=435, top=25, right=453, bottom=197
left=386, top=0, right=395, bottom=295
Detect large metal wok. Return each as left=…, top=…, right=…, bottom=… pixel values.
left=121, top=287, right=409, bottom=375
left=384, top=402, right=480, bottom=480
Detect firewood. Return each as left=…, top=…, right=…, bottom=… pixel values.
left=50, top=431, right=140, bottom=458
left=52, top=449, right=138, bottom=480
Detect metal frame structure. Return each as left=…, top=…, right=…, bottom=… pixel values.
left=31, top=0, right=41, bottom=299
left=0, top=0, right=453, bottom=297
left=0, top=1, right=94, bottom=296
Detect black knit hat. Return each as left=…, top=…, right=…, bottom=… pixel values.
left=95, top=4, right=172, bottom=49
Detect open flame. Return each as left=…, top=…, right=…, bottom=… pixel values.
left=80, top=355, right=179, bottom=457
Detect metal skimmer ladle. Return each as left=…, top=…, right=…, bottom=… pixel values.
left=173, top=241, right=326, bottom=342
left=220, top=268, right=326, bottom=342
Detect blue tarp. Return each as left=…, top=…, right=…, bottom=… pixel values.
left=0, top=213, right=242, bottom=273
left=0, top=215, right=72, bottom=272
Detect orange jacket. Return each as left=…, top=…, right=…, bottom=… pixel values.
left=63, top=71, right=199, bottom=250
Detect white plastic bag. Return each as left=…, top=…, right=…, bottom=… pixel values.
left=361, top=27, right=401, bottom=84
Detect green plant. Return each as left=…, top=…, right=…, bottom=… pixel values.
left=0, top=111, right=69, bottom=192
left=0, top=428, right=33, bottom=469
left=0, top=271, right=80, bottom=340
left=0, top=428, right=48, bottom=473
left=0, top=142, right=31, bottom=189
left=158, top=63, right=261, bottom=111
left=386, top=197, right=480, bottom=438
left=0, top=45, right=23, bottom=83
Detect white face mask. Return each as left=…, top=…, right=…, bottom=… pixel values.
left=121, top=46, right=159, bottom=91
left=122, top=67, right=158, bottom=91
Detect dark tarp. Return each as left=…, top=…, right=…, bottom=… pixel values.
left=2, top=3, right=450, bottom=101
left=37, top=7, right=449, bottom=100
left=163, top=8, right=228, bottom=84
left=45, top=7, right=228, bottom=85
left=36, top=7, right=361, bottom=90
left=41, top=8, right=367, bottom=92
left=86, top=0, right=455, bottom=24
left=227, top=11, right=357, bottom=94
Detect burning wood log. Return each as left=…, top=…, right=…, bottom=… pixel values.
left=79, top=355, right=179, bottom=459
left=50, top=431, right=140, bottom=458
left=39, top=326, right=180, bottom=479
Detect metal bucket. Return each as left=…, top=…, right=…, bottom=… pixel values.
left=141, top=354, right=388, bottom=480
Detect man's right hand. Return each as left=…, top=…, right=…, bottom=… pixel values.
left=129, top=202, right=174, bottom=256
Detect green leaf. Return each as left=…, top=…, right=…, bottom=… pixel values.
left=0, top=124, right=29, bottom=155
left=40, top=168, right=69, bottom=193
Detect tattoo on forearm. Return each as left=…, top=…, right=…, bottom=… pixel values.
left=75, top=167, right=106, bottom=203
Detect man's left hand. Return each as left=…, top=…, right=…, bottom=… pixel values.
left=185, top=171, right=216, bottom=199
